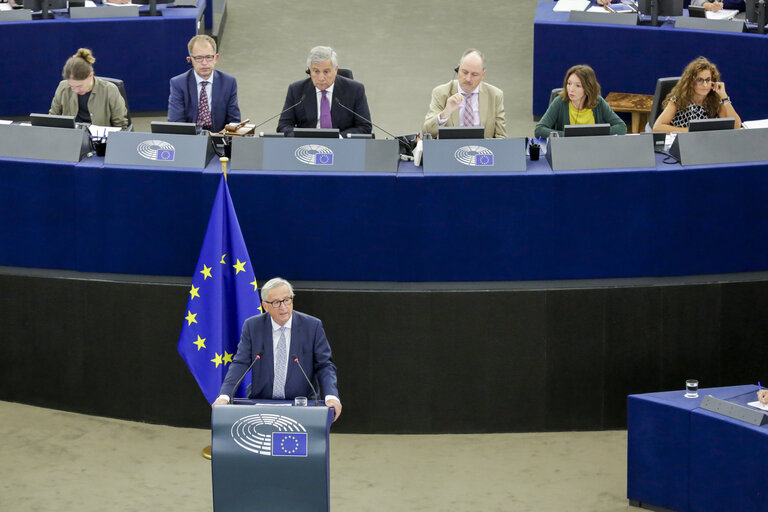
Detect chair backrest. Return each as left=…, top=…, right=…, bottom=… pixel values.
left=97, top=76, right=132, bottom=129
left=649, top=77, right=680, bottom=128
left=304, top=68, right=354, bottom=80
left=549, top=87, right=563, bottom=106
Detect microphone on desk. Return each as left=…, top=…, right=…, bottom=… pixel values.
left=251, top=95, right=305, bottom=132
left=230, top=351, right=263, bottom=404
left=333, top=97, right=415, bottom=155
left=292, top=354, right=319, bottom=405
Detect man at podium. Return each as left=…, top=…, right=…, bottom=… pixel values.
left=212, top=278, right=342, bottom=421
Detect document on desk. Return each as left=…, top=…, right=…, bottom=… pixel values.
left=0, top=4, right=12, bottom=11
left=587, top=4, right=636, bottom=12
left=707, top=9, right=738, bottom=20
left=748, top=401, right=768, bottom=411
left=554, top=0, right=590, bottom=12
left=89, top=125, right=122, bottom=138
left=741, top=119, right=768, bottom=129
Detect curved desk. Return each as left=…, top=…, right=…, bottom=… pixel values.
left=1, top=150, right=768, bottom=281
left=533, top=1, right=766, bottom=120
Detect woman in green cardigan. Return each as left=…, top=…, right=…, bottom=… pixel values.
left=535, top=64, right=626, bottom=138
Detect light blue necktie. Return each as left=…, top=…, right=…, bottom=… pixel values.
left=272, top=326, right=287, bottom=399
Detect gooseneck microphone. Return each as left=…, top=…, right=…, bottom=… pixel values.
left=333, top=97, right=413, bottom=153
left=291, top=354, right=319, bottom=405
left=251, top=95, right=305, bottom=131
left=230, top=351, right=263, bottom=404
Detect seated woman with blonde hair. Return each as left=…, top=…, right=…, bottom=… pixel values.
left=652, top=56, right=741, bottom=134
left=49, top=48, right=128, bottom=129
left=535, top=64, right=626, bottom=138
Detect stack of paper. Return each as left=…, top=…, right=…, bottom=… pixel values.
left=554, top=0, right=590, bottom=12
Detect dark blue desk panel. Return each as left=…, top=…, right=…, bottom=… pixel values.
left=627, top=385, right=767, bottom=512
left=1, top=153, right=768, bottom=281
left=0, top=1, right=203, bottom=117
left=533, top=2, right=766, bottom=120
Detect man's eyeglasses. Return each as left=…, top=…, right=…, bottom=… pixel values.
left=190, top=55, right=216, bottom=63
left=264, top=297, right=293, bottom=308
left=694, top=78, right=713, bottom=85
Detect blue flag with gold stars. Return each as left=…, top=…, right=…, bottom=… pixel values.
left=177, top=175, right=261, bottom=404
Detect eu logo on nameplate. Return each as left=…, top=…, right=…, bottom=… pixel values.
left=272, top=432, right=308, bottom=457
left=314, top=153, right=333, bottom=165
left=475, top=154, right=493, bottom=166
left=157, top=149, right=175, bottom=161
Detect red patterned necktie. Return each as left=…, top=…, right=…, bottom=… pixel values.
left=197, top=81, right=212, bottom=130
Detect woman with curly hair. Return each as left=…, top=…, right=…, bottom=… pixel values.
left=49, top=48, right=128, bottom=129
left=652, top=56, right=741, bottom=134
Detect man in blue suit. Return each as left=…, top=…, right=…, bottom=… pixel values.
left=277, top=46, right=372, bottom=137
left=213, top=277, right=342, bottom=422
left=167, top=35, right=240, bottom=133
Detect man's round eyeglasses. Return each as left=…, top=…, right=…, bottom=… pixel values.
left=190, top=55, right=216, bottom=63
left=265, top=297, right=293, bottom=308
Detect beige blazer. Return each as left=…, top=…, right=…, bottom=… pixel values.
left=49, top=77, right=128, bottom=129
left=422, top=80, right=506, bottom=139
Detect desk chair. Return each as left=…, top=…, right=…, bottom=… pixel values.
left=645, top=76, right=679, bottom=132
left=549, top=87, right=563, bottom=106
left=97, top=76, right=133, bottom=131
left=304, top=68, right=354, bottom=80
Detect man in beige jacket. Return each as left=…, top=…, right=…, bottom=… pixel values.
left=422, top=49, right=506, bottom=139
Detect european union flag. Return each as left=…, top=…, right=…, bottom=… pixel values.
left=272, top=432, right=308, bottom=456
left=475, top=154, right=493, bottom=166
left=315, top=153, right=333, bottom=165
left=157, top=149, right=175, bottom=161
left=177, top=174, right=262, bottom=404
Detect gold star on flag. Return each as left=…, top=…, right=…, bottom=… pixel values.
left=193, top=335, right=206, bottom=350
left=189, top=285, right=200, bottom=300
left=258, top=305, right=263, bottom=314
left=250, top=278, right=259, bottom=291
left=211, top=353, right=223, bottom=368
left=220, top=254, right=227, bottom=264
left=223, top=351, right=234, bottom=365
left=185, top=310, right=198, bottom=326
left=233, top=259, right=246, bottom=275
left=200, top=265, right=213, bottom=280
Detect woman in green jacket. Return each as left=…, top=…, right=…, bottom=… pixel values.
left=535, top=64, right=626, bottom=138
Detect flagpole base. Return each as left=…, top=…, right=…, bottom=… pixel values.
left=201, top=444, right=212, bottom=460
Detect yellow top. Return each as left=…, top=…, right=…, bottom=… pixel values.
left=569, top=102, right=595, bottom=125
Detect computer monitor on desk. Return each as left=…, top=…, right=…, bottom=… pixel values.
left=637, top=0, right=683, bottom=25
left=293, top=128, right=340, bottom=138
left=151, top=121, right=197, bottom=135
left=22, top=0, right=66, bottom=19
left=131, top=0, right=174, bottom=16
left=438, top=126, right=484, bottom=140
left=688, top=118, right=736, bottom=132
left=30, top=113, right=77, bottom=129
left=563, top=123, right=610, bottom=137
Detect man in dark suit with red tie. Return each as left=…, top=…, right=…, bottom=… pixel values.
left=212, top=278, right=342, bottom=422
left=277, top=46, right=372, bottom=137
left=167, top=35, right=240, bottom=133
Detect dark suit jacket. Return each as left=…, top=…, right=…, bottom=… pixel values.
left=219, top=311, right=339, bottom=400
left=277, top=75, right=372, bottom=136
left=167, top=69, right=240, bottom=133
